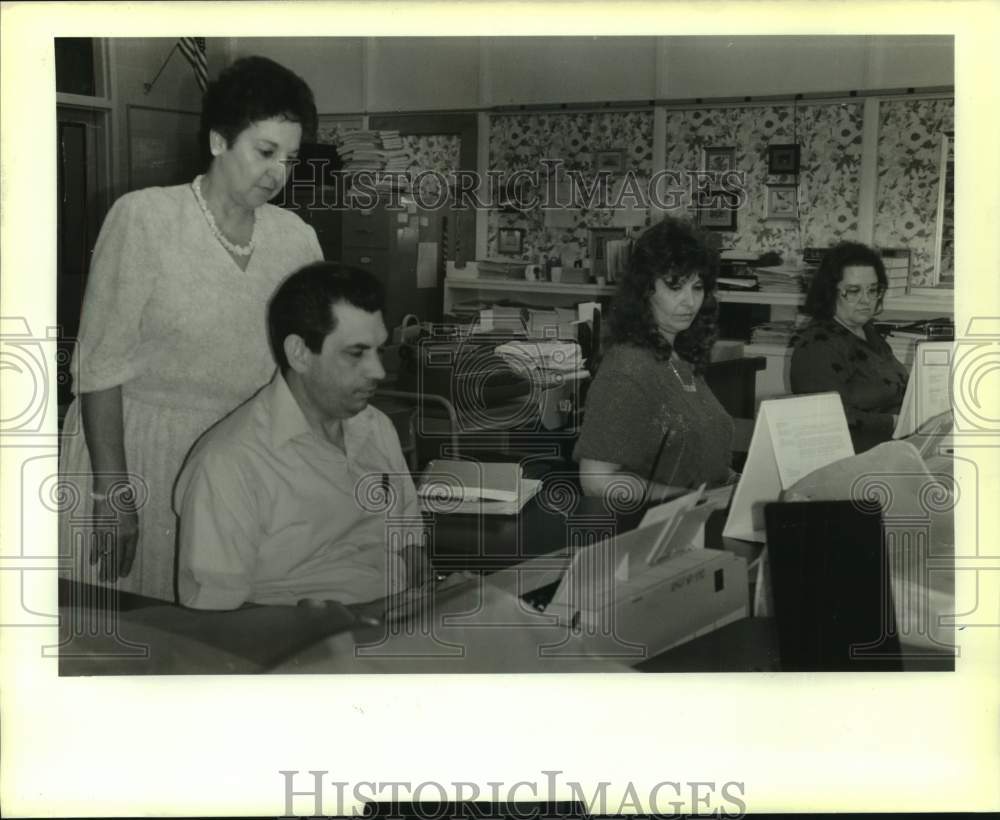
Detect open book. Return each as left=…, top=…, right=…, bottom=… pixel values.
left=417, top=459, right=542, bottom=515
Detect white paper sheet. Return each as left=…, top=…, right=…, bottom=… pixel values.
left=723, top=393, right=853, bottom=542
left=416, top=241, right=438, bottom=289
left=894, top=341, right=954, bottom=438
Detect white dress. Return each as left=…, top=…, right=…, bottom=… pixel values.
left=58, top=183, right=323, bottom=601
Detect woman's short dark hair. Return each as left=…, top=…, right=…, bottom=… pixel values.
left=804, top=241, right=888, bottom=320
left=268, top=262, right=385, bottom=374
left=199, top=56, right=317, bottom=165
left=606, top=216, right=720, bottom=372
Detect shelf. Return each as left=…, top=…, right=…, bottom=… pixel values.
left=717, top=291, right=803, bottom=306
left=716, top=289, right=953, bottom=316
left=445, top=277, right=617, bottom=297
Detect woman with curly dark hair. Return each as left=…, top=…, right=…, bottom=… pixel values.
left=791, top=241, right=908, bottom=453
left=59, top=56, right=323, bottom=600
left=574, top=217, right=734, bottom=501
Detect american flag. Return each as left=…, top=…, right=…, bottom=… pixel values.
left=178, top=37, right=208, bottom=92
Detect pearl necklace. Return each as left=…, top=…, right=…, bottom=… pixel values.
left=192, top=175, right=255, bottom=257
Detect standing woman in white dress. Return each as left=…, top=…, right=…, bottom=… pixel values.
left=59, top=56, right=324, bottom=600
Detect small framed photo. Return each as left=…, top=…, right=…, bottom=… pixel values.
left=703, top=146, right=736, bottom=174
left=497, top=227, right=525, bottom=255
left=766, top=184, right=798, bottom=220
left=594, top=149, right=624, bottom=173
left=767, top=143, right=801, bottom=175
left=698, top=192, right=738, bottom=231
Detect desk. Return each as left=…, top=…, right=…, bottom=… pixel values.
left=427, top=492, right=647, bottom=572
left=57, top=579, right=359, bottom=675
left=58, top=487, right=953, bottom=674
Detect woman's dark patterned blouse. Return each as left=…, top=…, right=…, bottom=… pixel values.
left=790, top=319, right=909, bottom=452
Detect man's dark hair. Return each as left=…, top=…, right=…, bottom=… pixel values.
left=607, top=216, right=720, bottom=373
left=268, top=262, right=385, bottom=373
left=804, top=241, right=888, bottom=319
left=198, top=55, right=318, bottom=167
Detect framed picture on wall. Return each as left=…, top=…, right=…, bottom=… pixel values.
left=766, top=184, right=798, bottom=219
left=697, top=192, right=738, bottom=231
left=703, top=146, right=736, bottom=174
left=497, top=227, right=525, bottom=255
left=594, top=149, right=624, bottom=173
left=767, top=143, right=801, bottom=175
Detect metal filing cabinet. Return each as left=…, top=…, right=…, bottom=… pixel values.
left=339, top=198, right=447, bottom=331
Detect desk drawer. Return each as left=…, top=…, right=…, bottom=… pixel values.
left=342, top=208, right=390, bottom=248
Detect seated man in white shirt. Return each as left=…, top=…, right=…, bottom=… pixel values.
left=174, top=262, right=426, bottom=612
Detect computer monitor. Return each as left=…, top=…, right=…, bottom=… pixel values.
left=764, top=500, right=904, bottom=672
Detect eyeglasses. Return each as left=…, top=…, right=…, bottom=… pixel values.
left=838, top=285, right=886, bottom=303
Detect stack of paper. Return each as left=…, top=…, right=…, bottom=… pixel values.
left=752, top=264, right=816, bottom=293
left=893, top=340, right=953, bottom=439
left=477, top=258, right=529, bottom=280
left=477, top=306, right=527, bottom=333
left=417, top=460, right=542, bottom=515
left=750, top=321, right=799, bottom=346
left=717, top=275, right=759, bottom=290
left=879, top=248, right=911, bottom=299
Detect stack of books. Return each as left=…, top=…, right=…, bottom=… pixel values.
left=751, top=264, right=816, bottom=294
left=879, top=248, right=911, bottom=299
left=379, top=130, right=411, bottom=174
left=337, top=129, right=413, bottom=180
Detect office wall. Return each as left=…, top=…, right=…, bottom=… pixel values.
left=484, top=37, right=658, bottom=105
left=111, top=37, right=230, bottom=194
left=488, top=110, right=655, bottom=262
left=227, top=37, right=365, bottom=112
left=483, top=95, right=951, bottom=280
left=228, top=36, right=954, bottom=112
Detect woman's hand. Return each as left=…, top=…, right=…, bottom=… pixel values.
left=89, top=496, right=139, bottom=582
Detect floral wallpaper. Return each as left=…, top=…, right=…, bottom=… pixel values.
left=874, top=98, right=954, bottom=287
left=487, top=111, right=655, bottom=262
left=659, top=102, right=863, bottom=263
left=486, top=104, right=865, bottom=266
left=403, top=134, right=461, bottom=200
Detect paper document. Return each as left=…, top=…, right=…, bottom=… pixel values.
left=723, top=393, right=853, bottom=542
left=893, top=341, right=953, bottom=438
left=416, top=241, right=438, bottom=289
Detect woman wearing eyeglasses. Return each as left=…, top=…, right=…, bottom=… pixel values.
left=790, top=241, right=909, bottom=453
